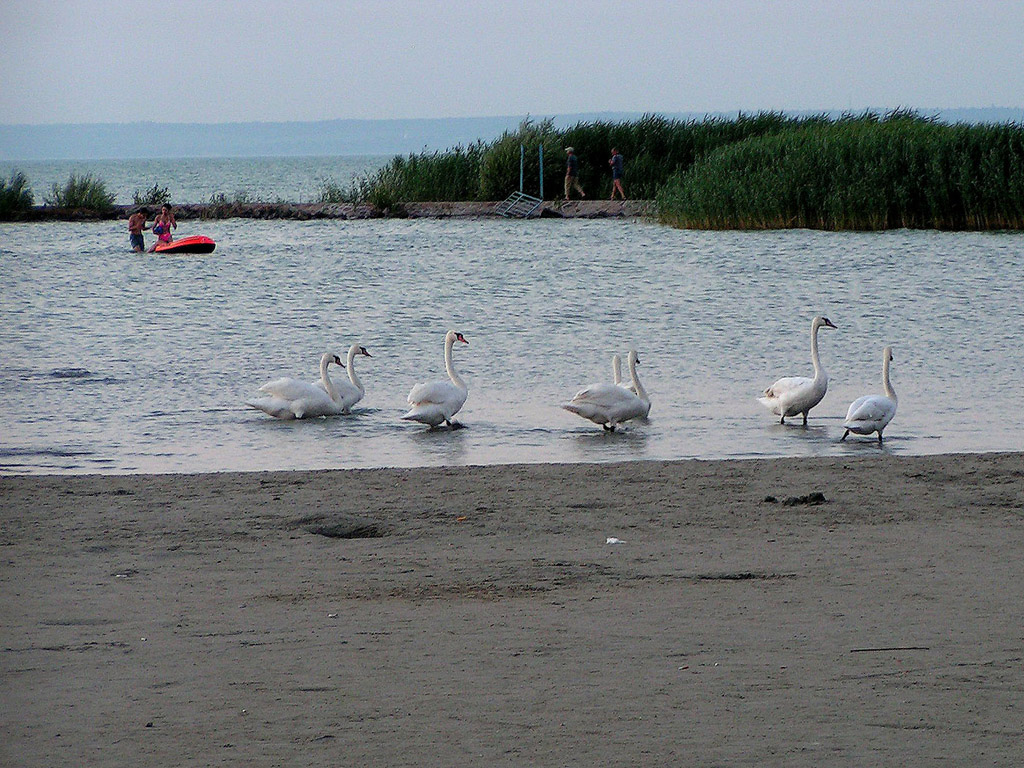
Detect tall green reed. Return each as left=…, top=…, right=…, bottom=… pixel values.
left=658, top=112, right=1024, bottom=230
left=0, top=170, right=34, bottom=219
left=45, top=173, right=116, bottom=212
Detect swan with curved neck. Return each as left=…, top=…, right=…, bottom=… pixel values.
left=401, top=330, right=469, bottom=427
left=758, top=315, right=837, bottom=425
left=247, top=352, right=346, bottom=419
left=563, top=349, right=650, bottom=431
left=842, top=345, right=898, bottom=444
left=332, top=344, right=373, bottom=413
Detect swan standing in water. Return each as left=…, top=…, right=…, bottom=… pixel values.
left=247, top=352, right=346, bottom=419
left=842, top=346, right=898, bottom=444
left=758, top=315, right=837, bottom=425
left=563, top=349, right=650, bottom=431
left=331, top=344, right=373, bottom=412
left=401, top=330, right=469, bottom=427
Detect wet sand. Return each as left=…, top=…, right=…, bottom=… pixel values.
left=2, top=452, right=1023, bottom=767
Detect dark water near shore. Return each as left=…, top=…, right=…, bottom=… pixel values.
left=1, top=213, right=1021, bottom=474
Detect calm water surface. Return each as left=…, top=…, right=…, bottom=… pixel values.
left=1, top=155, right=389, bottom=205
left=1, top=217, right=1021, bottom=474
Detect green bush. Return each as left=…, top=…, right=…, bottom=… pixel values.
left=45, top=173, right=115, bottom=211
left=0, top=170, right=34, bottom=219
left=132, top=183, right=171, bottom=206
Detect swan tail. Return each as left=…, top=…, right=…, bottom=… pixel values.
left=247, top=397, right=298, bottom=420
left=401, top=405, right=444, bottom=426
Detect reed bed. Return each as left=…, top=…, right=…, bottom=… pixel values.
left=658, top=113, right=1024, bottom=230
left=0, top=170, right=34, bottom=219
left=351, top=113, right=816, bottom=204
left=44, top=172, right=116, bottom=212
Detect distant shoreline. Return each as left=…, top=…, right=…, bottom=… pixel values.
left=6, top=199, right=657, bottom=222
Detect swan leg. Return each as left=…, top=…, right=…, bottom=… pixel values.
left=841, top=429, right=850, bottom=441
left=779, top=415, right=786, bottom=425
left=603, top=423, right=615, bottom=432
left=802, top=412, right=809, bottom=426
left=877, top=430, right=884, bottom=445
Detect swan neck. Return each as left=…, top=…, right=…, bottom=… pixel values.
left=445, top=335, right=465, bottom=389
left=882, top=354, right=896, bottom=400
left=810, top=322, right=825, bottom=379
left=321, top=354, right=340, bottom=402
left=628, top=356, right=649, bottom=402
left=347, top=345, right=364, bottom=393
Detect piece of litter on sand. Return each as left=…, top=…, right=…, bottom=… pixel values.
left=606, top=537, right=624, bottom=545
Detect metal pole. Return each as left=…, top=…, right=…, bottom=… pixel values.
left=538, top=145, right=544, bottom=200
left=519, top=145, right=524, bottom=193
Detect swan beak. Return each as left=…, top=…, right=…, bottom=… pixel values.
left=824, top=319, right=837, bottom=329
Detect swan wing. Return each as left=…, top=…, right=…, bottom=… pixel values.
left=408, top=379, right=464, bottom=406
left=565, top=382, right=646, bottom=426
left=333, top=380, right=364, bottom=410
left=762, top=376, right=813, bottom=400
left=259, top=377, right=325, bottom=402
left=247, top=396, right=298, bottom=420
left=845, top=395, right=896, bottom=426
left=569, top=382, right=636, bottom=408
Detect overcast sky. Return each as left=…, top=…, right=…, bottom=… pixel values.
left=1, top=0, right=1021, bottom=125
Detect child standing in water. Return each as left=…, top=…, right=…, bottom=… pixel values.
left=127, top=207, right=150, bottom=252
left=148, top=204, right=177, bottom=252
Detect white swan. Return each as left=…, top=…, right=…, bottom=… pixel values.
left=330, top=344, right=372, bottom=412
left=401, top=330, right=469, bottom=427
left=563, top=349, right=651, bottom=431
left=247, top=352, right=346, bottom=419
left=842, top=346, right=898, bottom=444
left=758, top=315, right=837, bottom=425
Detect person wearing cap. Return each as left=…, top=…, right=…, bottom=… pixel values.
left=564, top=147, right=585, bottom=200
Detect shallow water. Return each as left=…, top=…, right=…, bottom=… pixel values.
left=1, top=217, right=1022, bottom=474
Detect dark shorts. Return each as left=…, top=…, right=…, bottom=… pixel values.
left=613, top=170, right=623, bottom=180
left=130, top=233, right=145, bottom=250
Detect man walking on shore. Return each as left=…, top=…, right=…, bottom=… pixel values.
left=564, top=147, right=585, bottom=200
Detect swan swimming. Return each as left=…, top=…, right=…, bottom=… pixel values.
left=758, top=315, right=837, bottom=425
left=330, top=343, right=373, bottom=412
left=247, top=352, right=347, bottom=419
left=401, top=330, right=469, bottom=427
left=842, top=346, right=898, bottom=444
left=563, top=349, right=650, bottom=431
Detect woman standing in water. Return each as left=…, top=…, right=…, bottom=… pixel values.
left=148, top=204, right=177, bottom=252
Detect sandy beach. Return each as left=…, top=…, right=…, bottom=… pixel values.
left=2, top=452, right=1023, bottom=766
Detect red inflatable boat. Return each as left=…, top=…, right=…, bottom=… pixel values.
left=154, top=235, right=216, bottom=254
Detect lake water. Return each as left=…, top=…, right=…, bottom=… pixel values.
left=1, top=155, right=390, bottom=206
left=1, top=208, right=1021, bottom=475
